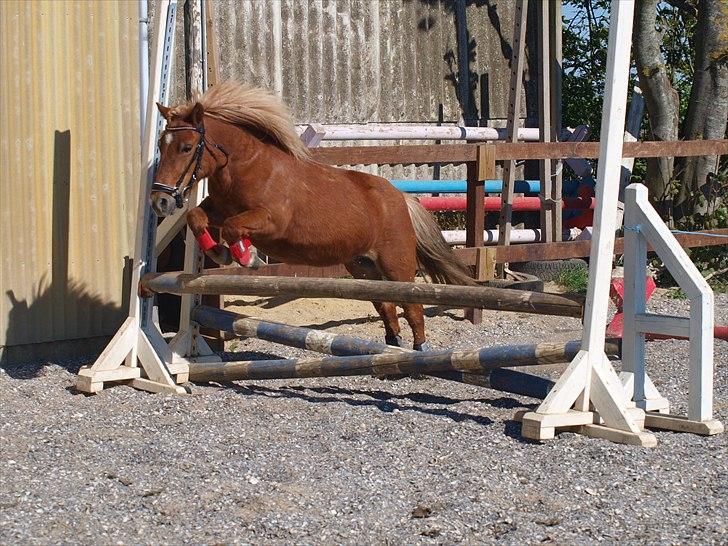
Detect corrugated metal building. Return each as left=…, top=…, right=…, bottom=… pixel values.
left=0, top=0, right=141, bottom=362
left=1, top=0, right=529, bottom=362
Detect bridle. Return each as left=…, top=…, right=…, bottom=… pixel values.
left=151, top=123, right=228, bottom=208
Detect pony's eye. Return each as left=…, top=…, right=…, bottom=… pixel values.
left=181, top=144, right=193, bottom=153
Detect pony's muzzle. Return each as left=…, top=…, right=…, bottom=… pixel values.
left=151, top=192, right=176, bottom=217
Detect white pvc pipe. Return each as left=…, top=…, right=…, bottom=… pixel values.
left=139, top=0, right=149, bottom=144
left=442, top=228, right=583, bottom=246
left=296, top=124, right=541, bottom=142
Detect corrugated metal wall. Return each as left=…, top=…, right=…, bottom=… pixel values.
left=162, top=0, right=518, bottom=124
left=155, top=0, right=522, bottom=178
left=0, top=1, right=140, bottom=354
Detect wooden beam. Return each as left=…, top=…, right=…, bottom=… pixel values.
left=454, top=228, right=728, bottom=265
left=310, top=144, right=477, bottom=165
left=537, top=0, right=554, bottom=243
left=187, top=339, right=620, bottom=383
left=142, top=273, right=585, bottom=318
left=309, top=140, right=728, bottom=166
left=498, top=0, right=529, bottom=271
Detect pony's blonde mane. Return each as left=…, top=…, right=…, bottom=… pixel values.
left=172, top=81, right=310, bottom=160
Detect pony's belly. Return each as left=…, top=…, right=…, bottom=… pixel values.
left=253, top=238, right=369, bottom=267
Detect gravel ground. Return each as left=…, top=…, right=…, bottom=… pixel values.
left=1, top=290, right=726, bottom=545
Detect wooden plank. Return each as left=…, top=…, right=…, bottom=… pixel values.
left=204, top=263, right=350, bottom=278
left=142, top=273, right=585, bottom=318
left=310, top=144, right=477, bottom=165
left=187, top=339, right=607, bottom=383
left=537, top=0, right=554, bottom=243
left=465, top=151, right=485, bottom=325
left=497, top=0, right=528, bottom=265
left=309, top=140, right=728, bottom=166
left=454, top=228, right=728, bottom=265
left=549, top=0, right=564, bottom=242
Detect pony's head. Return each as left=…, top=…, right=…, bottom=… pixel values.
left=151, top=101, right=218, bottom=216
left=151, top=81, right=310, bottom=216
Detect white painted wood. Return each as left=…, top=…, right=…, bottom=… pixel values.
left=589, top=354, right=642, bottom=434
left=690, top=295, right=714, bottom=420
left=442, top=228, right=581, bottom=245
left=625, top=183, right=716, bottom=424
left=634, top=314, right=691, bottom=337
left=135, top=329, right=184, bottom=392
left=176, top=0, right=208, bottom=357
left=581, top=0, right=635, bottom=358
left=84, top=317, right=137, bottom=372
left=300, top=124, right=326, bottom=147
left=155, top=208, right=189, bottom=257
left=295, top=124, right=541, bottom=142
left=536, top=351, right=589, bottom=414
left=524, top=1, right=642, bottom=442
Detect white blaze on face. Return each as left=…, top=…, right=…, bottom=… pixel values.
left=164, top=132, right=174, bottom=145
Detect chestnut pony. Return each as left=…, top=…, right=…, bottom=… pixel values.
left=151, top=81, right=474, bottom=350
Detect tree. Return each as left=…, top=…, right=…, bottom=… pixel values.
left=674, top=0, right=728, bottom=220
left=563, top=0, right=727, bottom=224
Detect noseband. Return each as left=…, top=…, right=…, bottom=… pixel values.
left=152, top=124, right=227, bottom=208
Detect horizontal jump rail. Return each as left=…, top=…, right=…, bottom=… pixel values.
left=443, top=228, right=582, bottom=246
left=188, top=339, right=621, bottom=383
left=192, top=306, right=403, bottom=356
left=310, top=139, right=728, bottom=165
left=420, top=196, right=595, bottom=212
left=392, top=179, right=580, bottom=194
left=454, top=228, right=728, bottom=265
left=296, top=124, right=541, bottom=142
left=142, top=274, right=584, bottom=318
left=191, top=305, right=561, bottom=399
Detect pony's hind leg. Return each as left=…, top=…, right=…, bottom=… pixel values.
left=344, top=257, right=403, bottom=347
left=374, top=249, right=429, bottom=351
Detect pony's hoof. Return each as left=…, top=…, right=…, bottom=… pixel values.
left=413, top=341, right=431, bottom=352
left=385, top=335, right=404, bottom=348
left=207, top=244, right=233, bottom=266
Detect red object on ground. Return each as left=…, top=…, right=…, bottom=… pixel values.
left=196, top=229, right=217, bottom=252
left=418, top=196, right=595, bottom=212
left=607, top=277, right=728, bottom=341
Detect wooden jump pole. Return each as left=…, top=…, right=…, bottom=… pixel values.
left=191, top=305, right=564, bottom=399
left=142, top=274, right=584, bottom=318
left=188, top=339, right=621, bottom=383
left=192, top=305, right=404, bottom=356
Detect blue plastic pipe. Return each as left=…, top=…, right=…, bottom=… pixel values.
left=391, top=179, right=580, bottom=194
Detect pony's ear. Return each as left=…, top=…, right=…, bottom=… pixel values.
left=156, top=102, right=172, bottom=120
left=189, top=102, right=205, bottom=127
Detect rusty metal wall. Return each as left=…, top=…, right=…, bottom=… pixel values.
left=0, top=1, right=140, bottom=354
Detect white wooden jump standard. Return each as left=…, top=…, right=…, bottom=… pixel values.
left=520, top=0, right=655, bottom=446
left=76, top=0, right=190, bottom=394
left=621, top=184, right=722, bottom=435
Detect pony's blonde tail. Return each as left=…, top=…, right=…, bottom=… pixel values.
left=404, top=194, right=477, bottom=286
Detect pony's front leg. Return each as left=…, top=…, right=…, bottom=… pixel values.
left=220, top=208, right=272, bottom=267
left=186, top=199, right=233, bottom=266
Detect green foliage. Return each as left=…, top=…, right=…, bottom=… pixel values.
left=554, top=267, right=590, bottom=294
left=653, top=164, right=728, bottom=291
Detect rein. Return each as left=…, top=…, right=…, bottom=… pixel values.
left=152, top=123, right=228, bottom=208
